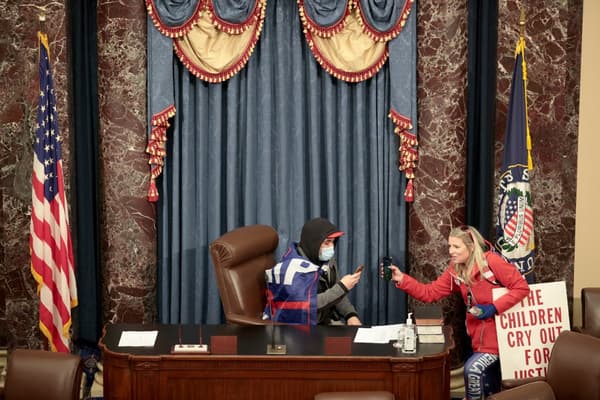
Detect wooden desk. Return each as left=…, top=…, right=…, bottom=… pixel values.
left=99, top=324, right=453, bottom=400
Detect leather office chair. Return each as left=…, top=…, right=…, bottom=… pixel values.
left=210, top=224, right=279, bottom=325
left=0, top=348, right=83, bottom=400
left=315, top=392, right=394, bottom=400
left=487, top=330, right=600, bottom=400
left=573, top=287, right=600, bottom=338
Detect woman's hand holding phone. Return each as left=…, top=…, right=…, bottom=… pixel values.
left=380, top=257, right=393, bottom=281
left=379, top=257, right=404, bottom=283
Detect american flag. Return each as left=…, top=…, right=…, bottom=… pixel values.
left=495, top=35, right=535, bottom=282
left=30, top=32, right=78, bottom=352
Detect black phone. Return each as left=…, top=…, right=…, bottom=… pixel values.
left=354, top=265, right=364, bottom=274
left=381, top=256, right=393, bottom=281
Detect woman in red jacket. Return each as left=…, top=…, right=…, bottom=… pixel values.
left=386, top=225, right=530, bottom=400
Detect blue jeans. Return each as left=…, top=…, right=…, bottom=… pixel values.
left=464, top=352, right=500, bottom=399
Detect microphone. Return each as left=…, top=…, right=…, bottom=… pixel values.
left=266, top=292, right=287, bottom=355
left=197, top=325, right=209, bottom=353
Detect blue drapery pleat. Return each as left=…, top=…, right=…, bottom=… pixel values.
left=212, top=0, right=258, bottom=22
left=302, top=0, right=349, bottom=27
left=149, top=0, right=201, bottom=26
left=151, top=0, right=415, bottom=325
left=358, top=0, right=405, bottom=32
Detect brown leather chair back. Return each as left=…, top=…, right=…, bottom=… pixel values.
left=545, top=330, right=600, bottom=400
left=210, top=224, right=279, bottom=325
left=489, top=331, right=600, bottom=400
left=3, top=349, right=83, bottom=400
left=488, top=381, right=556, bottom=400
left=581, top=287, right=600, bottom=338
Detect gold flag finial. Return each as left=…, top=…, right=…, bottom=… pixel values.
left=19, top=2, right=64, bottom=33
left=519, top=7, right=526, bottom=38
left=38, top=6, right=46, bottom=33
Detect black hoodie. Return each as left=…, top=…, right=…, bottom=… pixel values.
left=298, top=217, right=342, bottom=263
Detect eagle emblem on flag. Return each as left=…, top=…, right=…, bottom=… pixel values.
left=496, top=171, right=534, bottom=275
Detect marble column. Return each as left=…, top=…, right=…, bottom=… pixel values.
left=96, top=1, right=157, bottom=325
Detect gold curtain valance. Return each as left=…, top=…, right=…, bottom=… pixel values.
left=174, top=2, right=266, bottom=83
left=298, top=0, right=414, bottom=82
left=147, top=0, right=267, bottom=83
left=302, top=7, right=388, bottom=83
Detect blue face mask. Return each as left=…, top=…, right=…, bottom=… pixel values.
left=319, top=246, right=335, bottom=261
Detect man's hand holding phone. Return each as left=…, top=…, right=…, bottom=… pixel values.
left=341, top=265, right=363, bottom=290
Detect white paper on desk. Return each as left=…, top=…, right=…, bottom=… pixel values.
left=354, top=324, right=404, bottom=343
left=118, top=330, right=158, bottom=347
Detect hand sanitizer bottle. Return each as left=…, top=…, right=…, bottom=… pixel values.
left=403, top=312, right=417, bottom=353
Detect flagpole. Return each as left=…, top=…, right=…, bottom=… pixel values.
left=519, top=7, right=533, bottom=170
left=36, top=3, right=50, bottom=354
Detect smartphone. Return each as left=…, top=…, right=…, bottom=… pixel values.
left=381, top=256, right=393, bottom=281
left=354, top=265, right=364, bottom=274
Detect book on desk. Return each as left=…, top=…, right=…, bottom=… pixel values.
left=414, top=305, right=445, bottom=344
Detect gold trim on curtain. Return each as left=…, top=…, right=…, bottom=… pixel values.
left=388, top=109, right=417, bottom=202
left=146, top=105, right=176, bottom=201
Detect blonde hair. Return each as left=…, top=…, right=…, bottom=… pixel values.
left=449, top=225, right=488, bottom=285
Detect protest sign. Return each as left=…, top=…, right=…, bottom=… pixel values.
left=493, top=281, right=570, bottom=380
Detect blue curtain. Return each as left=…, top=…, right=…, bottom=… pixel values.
left=152, top=0, right=415, bottom=326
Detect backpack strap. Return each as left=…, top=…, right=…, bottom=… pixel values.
left=481, top=263, right=500, bottom=286
left=482, top=244, right=502, bottom=286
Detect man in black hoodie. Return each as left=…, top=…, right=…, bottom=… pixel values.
left=264, top=217, right=363, bottom=325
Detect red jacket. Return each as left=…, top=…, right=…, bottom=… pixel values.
left=397, top=251, right=530, bottom=354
